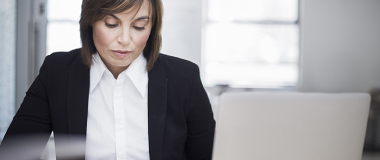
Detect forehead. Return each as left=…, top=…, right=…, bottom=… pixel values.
left=112, top=0, right=151, bottom=20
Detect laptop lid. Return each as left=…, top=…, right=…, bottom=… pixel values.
left=212, top=92, right=370, bottom=160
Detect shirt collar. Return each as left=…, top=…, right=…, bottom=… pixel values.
left=89, top=52, right=148, bottom=97
left=124, top=52, right=148, bottom=97
left=89, top=53, right=107, bottom=94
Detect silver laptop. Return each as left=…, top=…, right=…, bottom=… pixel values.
left=212, top=92, right=370, bottom=160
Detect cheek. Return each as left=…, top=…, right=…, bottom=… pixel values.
left=93, top=25, right=114, bottom=49
left=134, top=31, right=151, bottom=47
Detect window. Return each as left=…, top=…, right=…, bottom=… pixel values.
left=202, top=0, right=299, bottom=88
left=47, top=0, right=82, bottom=55
left=0, top=0, right=16, bottom=141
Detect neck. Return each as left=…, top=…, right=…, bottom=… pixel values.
left=98, top=55, right=129, bottom=79
left=108, top=65, right=129, bottom=79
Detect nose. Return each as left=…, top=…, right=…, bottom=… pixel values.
left=117, top=27, right=131, bottom=46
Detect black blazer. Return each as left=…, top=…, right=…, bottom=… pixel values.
left=1, top=49, right=215, bottom=160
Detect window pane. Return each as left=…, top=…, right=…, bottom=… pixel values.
left=47, top=0, right=82, bottom=21
left=47, top=22, right=81, bottom=55
left=204, top=62, right=298, bottom=88
left=47, top=0, right=82, bottom=55
left=208, top=0, right=298, bottom=22
left=203, top=23, right=299, bottom=88
left=0, top=0, right=16, bottom=141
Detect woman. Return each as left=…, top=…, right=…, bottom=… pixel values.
left=0, top=0, right=215, bottom=159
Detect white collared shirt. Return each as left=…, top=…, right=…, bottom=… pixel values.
left=85, top=53, right=150, bottom=160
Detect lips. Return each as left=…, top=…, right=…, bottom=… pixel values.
left=111, top=50, right=132, bottom=58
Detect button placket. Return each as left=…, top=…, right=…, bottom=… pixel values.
left=113, top=73, right=127, bottom=159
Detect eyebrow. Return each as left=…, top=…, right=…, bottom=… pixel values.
left=107, top=14, right=149, bottom=21
left=135, top=16, right=150, bottom=21
left=108, top=14, right=120, bottom=20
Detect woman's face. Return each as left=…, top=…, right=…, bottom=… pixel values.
left=92, top=0, right=152, bottom=73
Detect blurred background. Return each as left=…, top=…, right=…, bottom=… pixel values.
left=0, top=0, right=380, bottom=159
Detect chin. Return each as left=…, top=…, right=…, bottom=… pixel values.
left=113, top=62, right=132, bottom=67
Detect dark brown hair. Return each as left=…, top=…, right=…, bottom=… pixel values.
left=80, top=0, right=163, bottom=71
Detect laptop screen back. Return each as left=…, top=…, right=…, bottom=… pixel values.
left=212, top=92, right=370, bottom=160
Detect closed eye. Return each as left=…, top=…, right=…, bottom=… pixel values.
left=105, top=23, right=118, bottom=28
left=134, top=26, right=145, bottom=31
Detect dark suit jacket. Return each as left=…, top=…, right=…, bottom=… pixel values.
left=0, top=49, right=215, bottom=160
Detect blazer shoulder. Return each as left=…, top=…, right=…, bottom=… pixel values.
left=48, top=48, right=81, bottom=65
left=156, top=53, right=199, bottom=87
left=157, top=53, right=197, bottom=73
left=44, top=48, right=84, bottom=73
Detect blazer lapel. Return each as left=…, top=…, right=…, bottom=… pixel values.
left=148, top=57, right=168, bottom=160
left=67, top=53, right=90, bottom=136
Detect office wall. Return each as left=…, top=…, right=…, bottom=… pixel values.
left=298, top=0, right=380, bottom=93
left=161, top=0, right=203, bottom=66
left=0, top=0, right=16, bottom=140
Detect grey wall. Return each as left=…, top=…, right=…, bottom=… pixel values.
left=16, top=0, right=47, bottom=111
left=161, top=0, right=203, bottom=66
left=0, top=0, right=16, bottom=140
left=298, top=0, right=380, bottom=93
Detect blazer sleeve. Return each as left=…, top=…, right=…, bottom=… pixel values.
left=185, top=64, right=216, bottom=160
left=0, top=55, right=52, bottom=159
